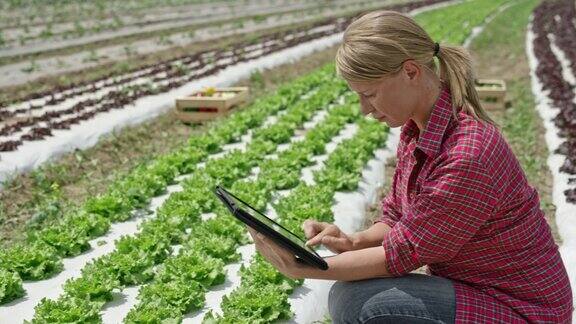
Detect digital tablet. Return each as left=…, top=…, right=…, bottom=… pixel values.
left=214, top=186, right=329, bottom=270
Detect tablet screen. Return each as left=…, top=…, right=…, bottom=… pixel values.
left=226, top=190, right=320, bottom=256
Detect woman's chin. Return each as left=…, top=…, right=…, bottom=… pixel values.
left=377, top=116, right=401, bottom=128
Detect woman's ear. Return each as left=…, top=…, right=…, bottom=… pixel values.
left=402, top=60, right=420, bottom=81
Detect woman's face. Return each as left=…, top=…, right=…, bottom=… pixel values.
left=347, top=61, right=422, bottom=128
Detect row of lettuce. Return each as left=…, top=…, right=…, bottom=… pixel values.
left=123, top=93, right=374, bottom=323
left=0, top=64, right=340, bottom=306
left=27, top=67, right=359, bottom=322
left=28, top=87, right=388, bottom=322
left=204, top=116, right=388, bottom=324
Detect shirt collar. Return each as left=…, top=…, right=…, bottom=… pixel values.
left=402, top=86, right=455, bottom=158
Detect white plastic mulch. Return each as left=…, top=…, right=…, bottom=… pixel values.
left=526, top=23, right=576, bottom=317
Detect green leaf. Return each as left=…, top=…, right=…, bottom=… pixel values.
left=63, top=264, right=120, bottom=303
left=84, top=190, right=132, bottom=222
left=30, top=226, right=90, bottom=257
left=97, top=251, right=156, bottom=286
left=208, top=284, right=292, bottom=323
left=197, top=215, right=250, bottom=245
left=31, top=297, right=103, bottom=323
left=156, top=250, right=226, bottom=289
left=0, top=269, right=25, bottom=305
left=0, top=241, right=63, bottom=280
left=137, top=279, right=205, bottom=313
left=124, top=300, right=182, bottom=324
left=115, top=233, right=172, bottom=264
left=184, top=232, right=241, bottom=263
left=239, top=255, right=302, bottom=294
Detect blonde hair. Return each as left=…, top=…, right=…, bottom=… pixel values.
left=335, top=10, right=495, bottom=125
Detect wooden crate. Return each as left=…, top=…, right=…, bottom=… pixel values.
left=175, top=87, right=249, bottom=123
left=475, top=79, right=506, bottom=110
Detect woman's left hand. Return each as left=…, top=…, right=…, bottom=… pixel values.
left=247, top=227, right=315, bottom=280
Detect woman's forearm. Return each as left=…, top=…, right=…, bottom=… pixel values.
left=350, top=222, right=392, bottom=250
left=289, top=222, right=394, bottom=281
left=296, top=246, right=392, bottom=281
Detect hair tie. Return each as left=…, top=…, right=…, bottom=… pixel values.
left=433, top=42, right=440, bottom=57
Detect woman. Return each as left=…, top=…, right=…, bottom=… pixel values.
left=247, top=10, right=573, bottom=323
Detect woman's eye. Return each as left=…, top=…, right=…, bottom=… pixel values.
left=359, top=92, right=375, bottom=99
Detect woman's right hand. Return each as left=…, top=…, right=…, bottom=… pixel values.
left=302, top=220, right=357, bottom=254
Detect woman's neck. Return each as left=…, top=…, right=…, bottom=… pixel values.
left=412, top=75, right=442, bottom=133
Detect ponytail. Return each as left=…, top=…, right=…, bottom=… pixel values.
left=335, top=10, right=496, bottom=125
left=435, top=44, right=496, bottom=125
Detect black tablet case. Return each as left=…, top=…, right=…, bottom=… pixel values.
left=214, top=186, right=329, bottom=270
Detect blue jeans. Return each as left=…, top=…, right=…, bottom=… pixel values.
left=328, top=273, right=456, bottom=324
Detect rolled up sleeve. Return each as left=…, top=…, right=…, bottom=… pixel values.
left=382, top=157, right=498, bottom=276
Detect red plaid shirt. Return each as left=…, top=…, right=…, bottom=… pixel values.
left=377, top=87, right=573, bottom=323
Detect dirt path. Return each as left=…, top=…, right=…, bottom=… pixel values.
left=469, top=0, right=560, bottom=243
